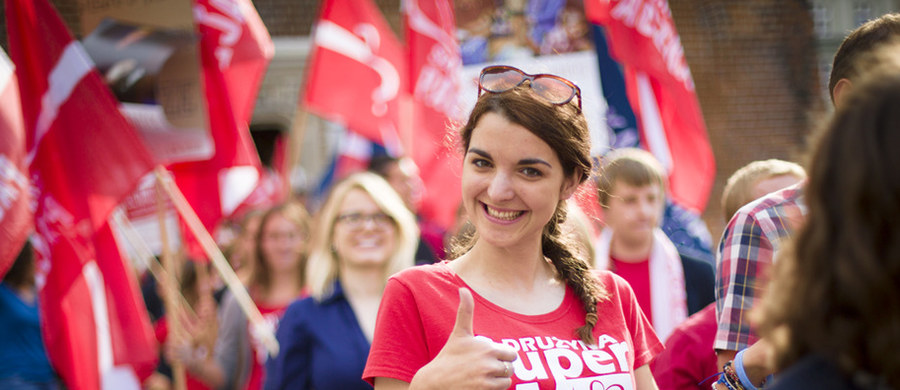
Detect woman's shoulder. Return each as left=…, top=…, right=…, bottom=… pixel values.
left=390, top=261, right=457, bottom=285
left=279, top=295, right=320, bottom=328
left=589, top=268, right=629, bottom=289
left=589, top=269, right=637, bottom=304
left=285, top=294, right=318, bottom=313
left=384, top=261, right=464, bottom=301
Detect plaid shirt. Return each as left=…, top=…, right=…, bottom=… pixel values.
left=714, top=183, right=807, bottom=352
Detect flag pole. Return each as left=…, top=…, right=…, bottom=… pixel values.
left=153, top=166, right=280, bottom=357
left=111, top=210, right=197, bottom=316
left=157, top=174, right=187, bottom=390
left=286, top=107, right=309, bottom=198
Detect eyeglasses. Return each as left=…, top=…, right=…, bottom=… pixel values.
left=478, top=65, right=582, bottom=110
left=335, top=212, right=394, bottom=228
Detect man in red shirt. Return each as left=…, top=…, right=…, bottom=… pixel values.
left=594, top=148, right=714, bottom=342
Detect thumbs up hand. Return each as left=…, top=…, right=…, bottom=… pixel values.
left=409, top=288, right=518, bottom=390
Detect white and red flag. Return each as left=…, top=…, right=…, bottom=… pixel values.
left=5, top=0, right=158, bottom=387
left=0, top=48, right=30, bottom=277
left=403, top=0, right=463, bottom=229
left=586, top=0, right=715, bottom=213
left=304, top=0, right=406, bottom=154
left=169, top=0, right=276, bottom=257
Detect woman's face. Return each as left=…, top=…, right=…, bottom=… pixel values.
left=332, top=188, right=398, bottom=269
left=259, top=213, right=306, bottom=273
left=462, top=112, right=579, bottom=249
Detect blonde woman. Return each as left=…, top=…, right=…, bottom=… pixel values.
left=265, top=172, right=418, bottom=390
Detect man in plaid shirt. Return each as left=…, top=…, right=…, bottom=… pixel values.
left=713, top=183, right=806, bottom=365
left=713, top=13, right=900, bottom=380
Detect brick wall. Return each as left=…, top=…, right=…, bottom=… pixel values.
left=669, top=0, right=824, bottom=239
left=251, top=0, right=403, bottom=36
left=0, top=0, right=404, bottom=49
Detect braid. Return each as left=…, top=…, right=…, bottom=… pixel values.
left=544, top=203, right=609, bottom=345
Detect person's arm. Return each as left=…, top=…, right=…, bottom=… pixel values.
left=190, top=292, right=244, bottom=389
left=373, top=289, right=516, bottom=390
left=739, top=339, right=774, bottom=386
left=715, top=349, right=738, bottom=374
left=164, top=299, right=226, bottom=389
left=714, top=211, right=773, bottom=356
left=374, top=377, right=409, bottom=390
left=714, top=340, right=774, bottom=389
left=634, top=364, right=659, bottom=390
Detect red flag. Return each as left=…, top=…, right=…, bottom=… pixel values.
left=403, top=0, right=462, bottom=229
left=169, top=0, right=276, bottom=257
left=5, top=0, right=158, bottom=388
left=0, top=48, right=31, bottom=277
left=304, top=0, right=406, bottom=153
left=586, top=0, right=715, bottom=213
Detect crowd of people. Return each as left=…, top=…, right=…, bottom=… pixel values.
left=4, top=10, right=900, bottom=390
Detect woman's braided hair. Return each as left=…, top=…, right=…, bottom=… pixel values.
left=452, top=86, right=609, bottom=344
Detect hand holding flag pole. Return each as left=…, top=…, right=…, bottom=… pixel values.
left=154, top=166, right=279, bottom=357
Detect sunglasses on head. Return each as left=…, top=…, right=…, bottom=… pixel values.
left=477, top=65, right=582, bottom=110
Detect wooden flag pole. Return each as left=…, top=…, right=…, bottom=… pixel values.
left=111, top=210, right=196, bottom=317
left=286, top=107, right=309, bottom=198
left=153, top=166, right=279, bottom=357
left=156, top=173, right=187, bottom=390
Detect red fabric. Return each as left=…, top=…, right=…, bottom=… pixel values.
left=611, top=256, right=653, bottom=325
left=0, top=49, right=30, bottom=278
left=651, top=303, right=718, bottom=390
left=304, top=0, right=406, bottom=152
left=5, top=1, right=159, bottom=387
left=364, top=263, right=663, bottom=388
left=403, top=0, right=462, bottom=230
left=169, top=0, right=276, bottom=259
left=585, top=0, right=715, bottom=213
left=244, top=301, right=290, bottom=390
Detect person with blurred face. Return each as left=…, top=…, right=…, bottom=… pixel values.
left=369, top=156, right=446, bottom=263
left=264, top=172, right=418, bottom=390
left=713, top=14, right=900, bottom=390
left=755, top=55, right=900, bottom=390
left=179, top=202, right=311, bottom=390
left=594, top=148, right=715, bottom=343
left=0, top=242, right=63, bottom=389
left=651, top=159, right=805, bottom=390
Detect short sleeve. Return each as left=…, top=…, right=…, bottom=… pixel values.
left=714, top=211, right=770, bottom=351
left=362, top=276, right=431, bottom=385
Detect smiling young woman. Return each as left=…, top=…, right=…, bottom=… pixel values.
left=264, top=172, right=419, bottom=390
left=364, top=66, right=663, bottom=390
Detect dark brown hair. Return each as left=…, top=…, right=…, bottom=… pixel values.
left=3, top=241, right=35, bottom=290
left=453, top=85, right=608, bottom=344
left=829, top=13, right=900, bottom=102
left=757, top=67, right=900, bottom=387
